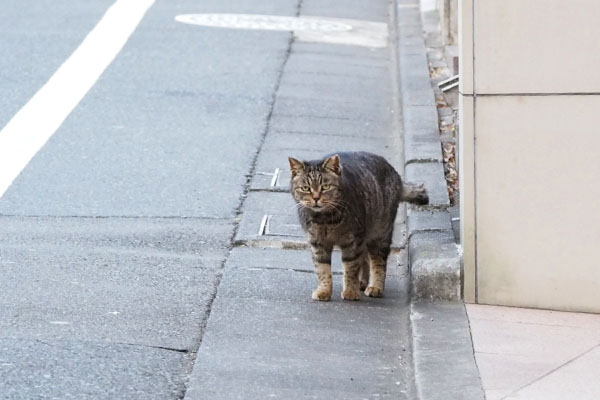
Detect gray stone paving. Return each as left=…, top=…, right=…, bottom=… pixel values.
left=184, top=1, right=418, bottom=397
left=185, top=249, right=414, bottom=400
left=410, top=302, right=485, bottom=400
left=396, top=0, right=460, bottom=305
left=397, top=2, right=483, bottom=399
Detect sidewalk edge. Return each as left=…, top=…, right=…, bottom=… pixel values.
left=395, top=0, right=461, bottom=302
left=410, top=301, right=485, bottom=400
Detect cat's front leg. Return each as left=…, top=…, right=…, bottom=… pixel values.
left=309, top=239, right=333, bottom=301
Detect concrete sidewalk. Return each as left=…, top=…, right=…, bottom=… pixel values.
left=183, top=1, right=418, bottom=398
left=181, top=0, right=487, bottom=399
left=185, top=248, right=415, bottom=399
left=395, top=1, right=484, bottom=399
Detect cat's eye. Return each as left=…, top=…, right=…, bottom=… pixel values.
left=299, top=185, right=311, bottom=192
left=322, top=184, right=331, bottom=191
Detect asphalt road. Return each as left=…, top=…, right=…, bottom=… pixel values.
left=0, top=0, right=415, bottom=399
left=0, top=0, right=296, bottom=398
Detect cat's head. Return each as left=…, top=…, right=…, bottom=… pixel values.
left=288, top=154, right=343, bottom=212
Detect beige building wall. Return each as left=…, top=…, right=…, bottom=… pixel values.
left=459, top=0, right=600, bottom=312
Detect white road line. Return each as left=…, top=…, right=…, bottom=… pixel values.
left=0, top=0, right=155, bottom=198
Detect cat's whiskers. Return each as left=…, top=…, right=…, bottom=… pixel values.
left=327, top=199, right=350, bottom=212
left=289, top=201, right=310, bottom=212
left=321, top=199, right=347, bottom=215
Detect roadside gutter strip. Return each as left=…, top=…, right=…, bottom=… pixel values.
left=395, top=0, right=460, bottom=302
left=395, top=2, right=485, bottom=400
left=410, top=301, right=486, bottom=400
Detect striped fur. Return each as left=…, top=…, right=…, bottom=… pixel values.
left=289, top=151, right=429, bottom=301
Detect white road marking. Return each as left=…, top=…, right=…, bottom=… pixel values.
left=0, top=0, right=155, bottom=198
left=175, top=13, right=352, bottom=32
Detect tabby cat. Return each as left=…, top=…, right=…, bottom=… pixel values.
left=289, top=151, right=428, bottom=301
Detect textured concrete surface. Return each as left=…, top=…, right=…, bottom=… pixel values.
left=407, top=208, right=453, bottom=233
left=403, top=106, right=444, bottom=163
left=0, top=339, right=192, bottom=400
left=0, top=216, right=232, bottom=399
left=396, top=0, right=461, bottom=306
left=397, top=3, right=483, bottom=399
left=411, top=301, right=485, bottom=400
left=0, top=217, right=232, bottom=350
left=185, top=248, right=415, bottom=400
left=409, top=231, right=461, bottom=301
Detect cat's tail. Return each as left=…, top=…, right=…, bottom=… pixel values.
left=401, top=182, right=429, bottom=205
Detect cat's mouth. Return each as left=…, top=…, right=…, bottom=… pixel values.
left=302, top=200, right=329, bottom=212
left=308, top=202, right=328, bottom=212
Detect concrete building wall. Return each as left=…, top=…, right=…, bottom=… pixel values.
left=459, top=0, right=600, bottom=312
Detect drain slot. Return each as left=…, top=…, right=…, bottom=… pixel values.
left=258, top=214, right=270, bottom=236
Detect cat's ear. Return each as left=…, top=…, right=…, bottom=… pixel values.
left=288, top=157, right=305, bottom=176
left=322, top=154, right=342, bottom=175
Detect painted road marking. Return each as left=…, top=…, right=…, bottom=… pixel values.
left=0, top=0, right=155, bottom=199
left=176, top=14, right=388, bottom=48
left=175, top=14, right=352, bottom=33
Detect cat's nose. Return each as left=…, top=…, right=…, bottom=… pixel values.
left=312, top=192, right=321, bottom=200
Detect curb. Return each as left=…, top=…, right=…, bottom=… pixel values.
left=395, top=3, right=485, bottom=400
left=410, top=301, right=485, bottom=400
left=395, top=0, right=461, bottom=302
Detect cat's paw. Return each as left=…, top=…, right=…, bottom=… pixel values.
left=341, top=288, right=361, bottom=301
left=364, top=286, right=383, bottom=298
left=312, top=288, right=332, bottom=301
